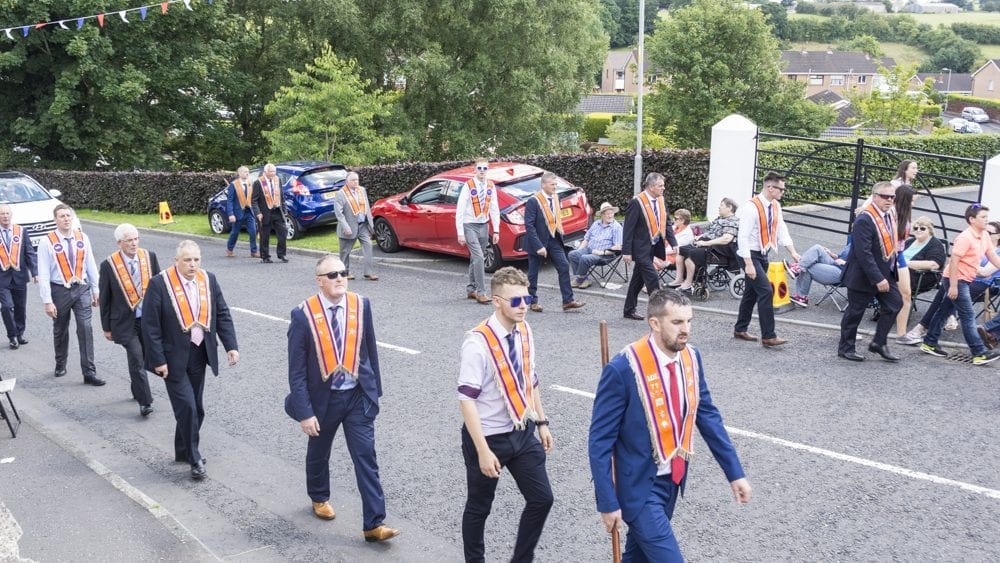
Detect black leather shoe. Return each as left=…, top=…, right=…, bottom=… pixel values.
left=16, top=335, right=27, bottom=345
left=868, top=343, right=900, bottom=362
left=191, top=460, right=207, bottom=480
left=279, top=257, right=288, bottom=263
left=838, top=351, right=865, bottom=362
left=175, top=454, right=207, bottom=464
left=623, top=311, right=644, bottom=320
left=83, top=376, right=107, bottom=386
left=140, top=405, right=154, bottom=417
left=262, top=257, right=273, bottom=263
left=54, top=368, right=67, bottom=378
left=8, top=338, right=18, bottom=350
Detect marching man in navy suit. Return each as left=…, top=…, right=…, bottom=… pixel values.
left=523, top=171, right=585, bottom=313
left=0, top=203, right=37, bottom=350
left=589, top=288, right=751, bottom=561
left=285, top=254, right=399, bottom=542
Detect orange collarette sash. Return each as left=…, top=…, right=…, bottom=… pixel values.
left=637, top=192, right=667, bottom=241
left=533, top=192, right=564, bottom=236
left=472, top=320, right=536, bottom=429
left=861, top=202, right=896, bottom=261
left=108, top=249, right=152, bottom=311
left=162, top=266, right=211, bottom=332
left=233, top=179, right=252, bottom=209
left=47, top=230, right=86, bottom=287
left=752, top=196, right=780, bottom=251
left=344, top=187, right=368, bottom=216
left=626, top=337, right=700, bottom=468
left=261, top=176, right=281, bottom=209
left=467, top=179, right=494, bottom=220
left=300, top=293, right=364, bottom=382
left=0, top=224, right=23, bottom=271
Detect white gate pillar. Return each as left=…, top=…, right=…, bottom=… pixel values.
left=980, top=154, right=1000, bottom=215
left=707, top=114, right=758, bottom=219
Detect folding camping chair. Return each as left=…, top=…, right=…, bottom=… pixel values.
left=587, top=251, right=629, bottom=288
left=0, top=374, right=21, bottom=438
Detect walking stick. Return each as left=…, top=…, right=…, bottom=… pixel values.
left=600, top=320, right=622, bottom=563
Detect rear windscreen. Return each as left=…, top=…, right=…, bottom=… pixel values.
left=300, top=169, right=348, bottom=189
left=499, top=175, right=576, bottom=201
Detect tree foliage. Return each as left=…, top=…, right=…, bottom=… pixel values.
left=849, top=64, right=925, bottom=133
left=646, top=0, right=834, bottom=148
left=263, top=46, right=401, bottom=165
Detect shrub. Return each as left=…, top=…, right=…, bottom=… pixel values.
left=945, top=94, right=1000, bottom=119
left=581, top=113, right=614, bottom=142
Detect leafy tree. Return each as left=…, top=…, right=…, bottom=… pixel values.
left=836, top=34, right=884, bottom=58
left=645, top=0, right=834, bottom=148
left=758, top=3, right=789, bottom=39
left=605, top=115, right=672, bottom=150
left=597, top=0, right=623, bottom=48
left=849, top=64, right=924, bottom=133
left=608, top=0, right=660, bottom=48
left=263, top=46, right=402, bottom=165
left=918, top=29, right=980, bottom=73
left=984, top=0, right=1000, bottom=12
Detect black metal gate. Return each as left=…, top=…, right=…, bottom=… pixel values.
left=754, top=132, right=988, bottom=243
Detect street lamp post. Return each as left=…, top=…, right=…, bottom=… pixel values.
left=941, top=67, right=952, bottom=111
left=633, top=0, right=645, bottom=195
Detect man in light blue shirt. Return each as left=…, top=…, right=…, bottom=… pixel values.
left=568, top=202, right=623, bottom=288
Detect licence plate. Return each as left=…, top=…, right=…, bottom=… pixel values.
left=323, top=192, right=335, bottom=200
left=560, top=207, right=572, bottom=218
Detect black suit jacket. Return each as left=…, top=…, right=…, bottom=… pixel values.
left=0, top=228, right=37, bottom=289
left=843, top=213, right=896, bottom=292
left=621, top=196, right=675, bottom=262
left=251, top=178, right=286, bottom=225
left=523, top=195, right=563, bottom=254
left=285, top=295, right=382, bottom=423
left=141, top=270, right=238, bottom=376
left=99, top=251, right=161, bottom=344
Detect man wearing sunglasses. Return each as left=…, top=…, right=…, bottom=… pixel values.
left=523, top=172, right=585, bottom=312
left=285, top=255, right=399, bottom=541
left=456, top=159, right=500, bottom=304
left=838, top=182, right=904, bottom=362
left=458, top=266, right=554, bottom=562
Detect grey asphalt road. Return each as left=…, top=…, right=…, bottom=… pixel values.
left=941, top=111, right=1000, bottom=134
left=2, top=202, right=999, bottom=561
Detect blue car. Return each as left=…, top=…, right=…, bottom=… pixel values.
left=207, top=161, right=348, bottom=239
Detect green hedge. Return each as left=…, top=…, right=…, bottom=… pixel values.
left=581, top=114, right=614, bottom=142
left=21, top=150, right=711, bottom=217
left=945, top=94, right=1000, bottom=118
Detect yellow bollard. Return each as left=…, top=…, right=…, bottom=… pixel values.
left=768, top=261, right=790, bottom=308
left=158, top=201, right=174, bottom=225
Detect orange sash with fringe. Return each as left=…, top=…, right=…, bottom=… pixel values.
left=108, top=249, right=152, bottom=311
left=261, top=176, right=282, bottom=209
left=0, top=225, right=23, bottom=271
left=47, top=230, right=87, bottom=286
left=533, top=192, right=564, bottom=236
left=638, top=192, right=667, bottom=241
left=233, top=179, right=252, bottom=209
left=472, top=320, right=536, bottom=429
left=162, top=267, right=211, bottom=332
left=344, top=187, right=368, bottom=216
left=752, top=196, right=780, bottom=252
left=467, top=179, right=494, bottom=220
left=301, top=293, right=364, bottom=381
left=860, top=202, right=896, bottom=261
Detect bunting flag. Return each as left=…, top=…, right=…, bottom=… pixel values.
left=1, top=0, right=203, bottom=41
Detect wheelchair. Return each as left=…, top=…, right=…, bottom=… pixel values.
left=689, top=246, right=745, bottom=302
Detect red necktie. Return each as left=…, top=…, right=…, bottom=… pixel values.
left=667, top=362, right=686, bottom=485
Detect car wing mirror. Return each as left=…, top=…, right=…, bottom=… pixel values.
left=49, top=189, right=62, bottom=198
left=399, top=196, right=409, bottom=205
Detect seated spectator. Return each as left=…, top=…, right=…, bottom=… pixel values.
left=671, top=198, right=739, bottom=291
left=899, top=221, right=1000, bottom=345
left=903, top=216, right=946, bottom=295
left=665, top=208, right=695, bottom=266
left=790, top=243, right=850, bottom=307
left=569, top=201, right=623, bottom=289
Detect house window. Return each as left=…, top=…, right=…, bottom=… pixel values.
left=990, top=80, right=996, bottom=92
left=857, top=75, right=867, bottom=84
left=830, top=75, right=844, bottom=86
left=809, top=75, right=823, bottom=85
left=788, top=74, right=797, bottom=81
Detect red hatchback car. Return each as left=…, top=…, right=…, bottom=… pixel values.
left=371, top=162, right=592, bottom=272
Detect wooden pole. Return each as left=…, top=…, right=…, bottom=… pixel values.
left=599, top=320, right=622, bottom=563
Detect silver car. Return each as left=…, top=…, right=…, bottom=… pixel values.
left=961, top=107, right=990, bottom=123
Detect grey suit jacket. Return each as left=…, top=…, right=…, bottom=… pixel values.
left=332, top=186, right=375, bottom=239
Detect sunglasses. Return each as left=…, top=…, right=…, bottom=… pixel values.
left=875, top=193, right=896, bottom=201
left=319, top=270, right=350, bottom=279
left=912, top=226, right=928, bottom=232
left=475, top=165, right=489, bottom=171
left=496, top=295, right=537, bottom=307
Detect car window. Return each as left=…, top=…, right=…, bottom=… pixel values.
left=278, top=172, right=291, bottom=186
left=409, top=181, right=448, bottom=204
left=0, top=177, right=52, bottom=203
left=299, top=169, right=348, bottom=190
left=442, top=181, right=463, bottom=204
left=497, top=174, right=576, bottom=201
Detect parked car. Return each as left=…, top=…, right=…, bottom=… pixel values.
left=370, top=162, right=592, bottom=272
left=956, top=121, right=983, bottom=134
left=948, top=117, right=970, bottom=132
left=207, top=161, right=348, bottom=240
left=961, top=107, right=990, bottom=123
left=0, top=171, right=74, bottom=245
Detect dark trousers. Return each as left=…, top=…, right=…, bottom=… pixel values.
left=839, top=286, right=902, bottom=353
left=461, top=423, right=553, bottom=563
left=226, top=212, right=258, bottom=253
left=0, top=283, right=27, bottom=338
left=259, top=214, right=288, bottom=259
left=624, top=244, right=665, bottom=315
left=527, top=240, right=575, bottom=305
left=165, top=343, right=208, bottom=464
left=735, top=253, right=776, bottom=339
left=50, top=283, right=96, bottom=378
left=622, top=475, right=682, bottom=563
left=305, top=386, right=386, bottom=531
left=122, top=317, right=153, bottom=406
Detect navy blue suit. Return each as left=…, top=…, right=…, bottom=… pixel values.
left=225, top=180, right=258, bottom=253
left=286, top=295, right=386, bottom=530
left=838, top=213, right=902, bottom=353
left=589, top=346, right=745, bottom=561
left=622, top=197, right=675, bottom=316
left=523, top=195, right=575, bottom=304
left=0, top=227, right=36, bottom=340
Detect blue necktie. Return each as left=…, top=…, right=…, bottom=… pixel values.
left=506, top=331, right=523, bottom=387
left=1, top=229, right=9, bottom=248
left=65, top=237, right=76, bottom=265
left=767, top=204, right=773, bottom=232
left=329, top=305, right=345, bottom=388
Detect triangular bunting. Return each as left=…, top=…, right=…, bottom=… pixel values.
left=76, top=18, right=84, bottom=29
left=140, top=7, right=147, bottom=20
left=161, top=2, right=168, bottom=14
left=20, top=26, right=28, bottom=37
left=118, top=10, right=128, bottom=23
left=58, top=20, right=69, bottom=30
left=3, top=29, right=13, bottom=41
left=35, top=22, right=46, bottom=30
left=97, top=13, right=104, bottom=27
left=182, top=0, right=193, bottom=11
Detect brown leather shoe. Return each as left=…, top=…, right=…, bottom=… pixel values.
left=476, top=293, right=491, bottom=304
left=761, top=337, right=788, bottom=347
left=530, top=303, right=544, bottom=313
left=363, top=525, right=400, bottom=542
left=733, top=331, right=758, bottom=342
left=250, top=252, right=260, bottom=258
left=364, top=274, right=379, bottom=281
left=225, top=250, right=234, bottom=257
left=562, top=301, right=585, bottom=311
left=312, top=501, right=336, bottom=520
left=347, top=275, right=356, bottom=280
left=979, top=326, right=998, bottom=349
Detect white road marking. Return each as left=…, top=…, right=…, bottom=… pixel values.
left=230, top=306, right=421, bottom=355
left=549, top=384, right=1000, bottom=501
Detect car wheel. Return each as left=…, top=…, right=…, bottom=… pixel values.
left=209, top=210, right=228, bottom=235
left=286, top=216, right=304, bottom=240
left=373, top=218, right=400, bottom=253
left=484, top=243, right=504, bottom=273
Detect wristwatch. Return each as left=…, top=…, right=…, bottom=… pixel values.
left=535, top=419, right=550, bottom=427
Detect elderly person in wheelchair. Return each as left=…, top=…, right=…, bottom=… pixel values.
left=671, top=198, right=739, bottom=293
